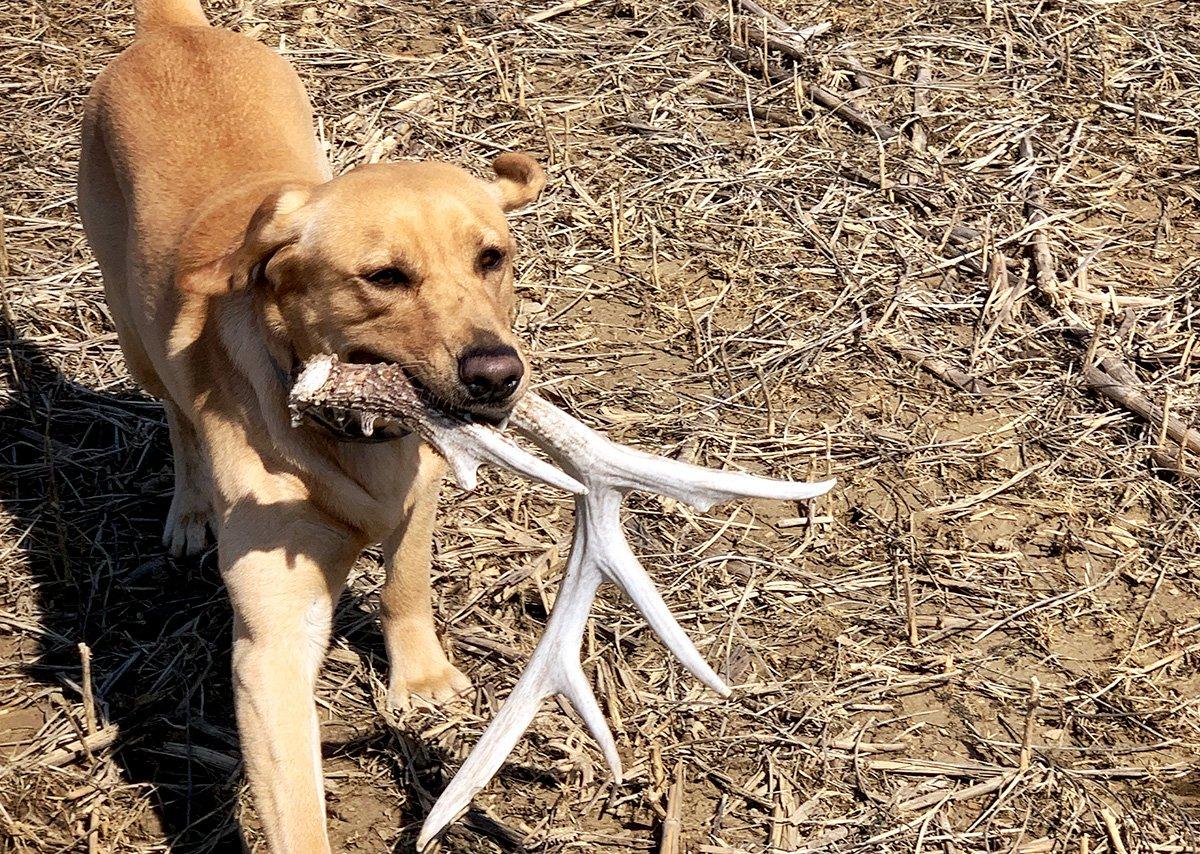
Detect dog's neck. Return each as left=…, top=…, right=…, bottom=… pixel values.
left=252, top=290, right=297, bottom=389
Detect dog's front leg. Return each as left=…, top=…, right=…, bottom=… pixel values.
left=380, top=443, right=471, bottom=709
left=222, top=505, right=360, bottom=854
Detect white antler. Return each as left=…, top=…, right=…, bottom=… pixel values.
left=286, top=357, right=835, bottom=848
left=417, top=394, right=833, bottom=847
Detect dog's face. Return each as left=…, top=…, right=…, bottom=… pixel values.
left=237, top=154, right=545, bottom=420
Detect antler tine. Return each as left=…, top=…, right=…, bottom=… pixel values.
left=417, top=548, right=621, bottom=851
left=603, top=523, right=731, bottom=696
left=433, top=417, right=586, bottom=495
left=419, top=393, right=834, bottom=848
left=515, top=392, right=835, bottom=509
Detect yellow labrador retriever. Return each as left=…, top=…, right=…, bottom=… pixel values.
left=77, top=0, right=544, bottom=848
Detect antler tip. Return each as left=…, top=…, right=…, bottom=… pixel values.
left=775, top=476, right=837, bottom=501
left=415, top=827, right=440, bottom=852
left=416, top=804, right=469, bottom=852
left=447, top=459, right=480, bottom=492
left=810, top=476, right=837, bottom=496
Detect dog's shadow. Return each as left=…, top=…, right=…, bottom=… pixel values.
left=0, top=321, right=510, bottom=852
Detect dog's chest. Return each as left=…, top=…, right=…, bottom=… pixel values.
left=331, top=434, right=429, bottom=536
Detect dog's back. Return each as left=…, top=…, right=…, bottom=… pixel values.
left=78, top=0, right=327, bottom=393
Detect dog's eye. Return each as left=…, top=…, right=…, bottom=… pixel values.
left=479, top=247, right=505, bottom=272
left=364, top=267, right=410, bottom=288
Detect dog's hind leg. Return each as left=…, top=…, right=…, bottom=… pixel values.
left=80, top=104, right=212, bottom=557
left=162, top=400, right=214, bottom=557
left=380, top=441, right=471, bottom=709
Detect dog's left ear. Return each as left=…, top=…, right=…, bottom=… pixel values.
left=488, top=153, right=546, bottom=212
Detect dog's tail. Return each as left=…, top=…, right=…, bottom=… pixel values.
left=134, top=0, right=209, bottom=34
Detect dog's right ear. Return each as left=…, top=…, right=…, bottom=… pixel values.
left=488, top=153, right=546, bottom=212
left=228, top=187, right=311, bottom=291
left=177, top=186, right=311, bottom=295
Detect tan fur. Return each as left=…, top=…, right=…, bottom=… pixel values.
left=77, top=2, right=545, bottom=850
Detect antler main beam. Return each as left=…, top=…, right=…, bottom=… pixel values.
left=288, top=356, right=835, bottom=848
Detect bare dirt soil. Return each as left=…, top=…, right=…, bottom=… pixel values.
left=2, top=0, right=1200, bottom=851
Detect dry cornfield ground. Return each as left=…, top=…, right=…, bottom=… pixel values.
left=2, top=0, right=1200, bottom=851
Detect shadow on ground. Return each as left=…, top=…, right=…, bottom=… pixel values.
left=1, top=316, right=246, bottom=850
left=0, top=317, right=533, bottom=852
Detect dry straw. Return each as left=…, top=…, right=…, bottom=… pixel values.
left=2, top=0, right=1198, bottom=851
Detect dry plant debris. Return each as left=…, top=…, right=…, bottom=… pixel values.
left=2, top=0, right=1199, bottom=851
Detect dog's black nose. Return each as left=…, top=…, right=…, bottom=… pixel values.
left=458, top=346, right=524, bottom=404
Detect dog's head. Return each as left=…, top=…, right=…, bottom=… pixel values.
left=228, top=154, right=545, bottom=420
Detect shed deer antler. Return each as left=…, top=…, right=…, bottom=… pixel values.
left=289, top=356, right=836, bottom=849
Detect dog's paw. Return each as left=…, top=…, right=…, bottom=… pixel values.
left=387, top=662, right=472, bottom=711
left=163, top=489, right=215, bottom=558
